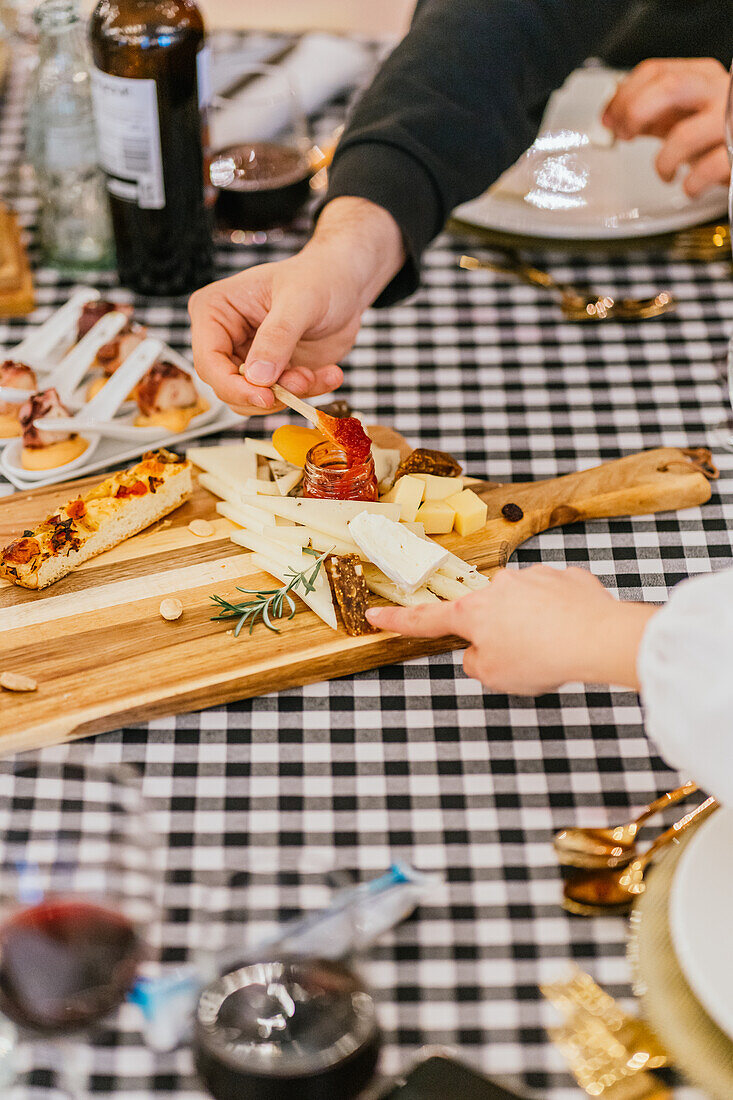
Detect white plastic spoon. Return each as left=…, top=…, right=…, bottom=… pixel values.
left=11, top=288, right=100, bottom=371
left=37, top=344, right=220, bottom=441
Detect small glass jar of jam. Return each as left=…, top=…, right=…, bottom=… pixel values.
left=302, top=441, right=378, bottom=501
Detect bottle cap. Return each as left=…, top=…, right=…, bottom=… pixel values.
left=194, top=956, right=381, bottom=1100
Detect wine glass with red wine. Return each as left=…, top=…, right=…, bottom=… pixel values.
left=208, top=64, right=314, bottom=242
left=0, top=755, right=159, bottom=1095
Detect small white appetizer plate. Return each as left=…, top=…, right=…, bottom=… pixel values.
left=0, top=405, right=242, bottom=490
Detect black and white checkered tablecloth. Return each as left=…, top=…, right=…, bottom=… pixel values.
left=2, top=35, right=733, bottom=1099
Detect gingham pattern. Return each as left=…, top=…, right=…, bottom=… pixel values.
left=2, top=35, right=733, bottom=1099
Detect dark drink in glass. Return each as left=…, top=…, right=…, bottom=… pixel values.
left=212, top=141, right=313, bottom=231
left=0, top=897, right=143, bottom=1033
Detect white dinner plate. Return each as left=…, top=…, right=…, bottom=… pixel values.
left=669, top=806, right=733, bottom=1041
left=452, top=67, right=728, bottom=241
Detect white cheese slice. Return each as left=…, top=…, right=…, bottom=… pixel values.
left=238, top=496, right=401, bottom=541
left=426, top=573, right=475, bottom=601
left=242, top=478, right=281, bottom=497
left=217, top=502, right=310, bottom=546
left=244, top=437, right=280, bottom=461
left=307, top=530, right=367, bottom=560
left=348, top=511, right=448, bottom=594
left=268, top=458, right=303, bottom=496
left=248, top=552, right=338, bottom=630
left=435, top=551, right=491, bottom=590
left=187, top=443, right=257, bottom=488
left=231, top=529, right=307, bottom=572
left=371, top=445, right=401, bottom=493
left=362, top=564, right=439, bottom=607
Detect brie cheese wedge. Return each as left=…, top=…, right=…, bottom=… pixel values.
left=348, top=511, right=448, bottom=594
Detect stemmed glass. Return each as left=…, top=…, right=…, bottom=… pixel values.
left=0, top=755, right=161, bottom=1097
left=208, top=63, right=314, bottom=244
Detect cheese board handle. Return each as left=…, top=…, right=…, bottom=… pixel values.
left=476, top=446, right=717, bottom=556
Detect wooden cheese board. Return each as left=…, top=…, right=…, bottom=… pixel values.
left=0, top=430, right=716, bottom=754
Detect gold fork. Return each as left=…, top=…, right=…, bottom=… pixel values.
left=542, top=968, right=669, bottom=1070
left=459, top=254, right=675, bottom=321
left=550, top=1012, right=671, bottom=1098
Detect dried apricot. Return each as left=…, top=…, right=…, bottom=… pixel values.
left=272, top=425, right=327, bottom=468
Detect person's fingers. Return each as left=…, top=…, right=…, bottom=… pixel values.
left=684, top=144, right=731, bottom=197
left=366, top=599, right=466, bottom=640
left=462, top=646, right=484, bottom=683
left=241, top=291, right=321, bottom=388
left=192, top=349, right=275, bottom=410
left=656, top=110, right=726, bottom=181
left=604, top=65, right=717, bottom=140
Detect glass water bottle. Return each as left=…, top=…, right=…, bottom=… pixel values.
left=26, top=0, right=113, bottom=272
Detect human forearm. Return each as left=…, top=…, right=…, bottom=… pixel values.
left=307, top=197, right=406, bottom=312
left=575, top=601, right=659, bottom=689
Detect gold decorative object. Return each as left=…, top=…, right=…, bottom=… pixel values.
left=553, top=782, right=698, bottom=869
left=459, top=253, right=675, bottom=321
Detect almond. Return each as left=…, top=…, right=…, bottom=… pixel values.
left=159, top=598, right=183, bottom=621
left=188, top=519, right=214, bottom=538
left=1, top=671, right=38, bottom=692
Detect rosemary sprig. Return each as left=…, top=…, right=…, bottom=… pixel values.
left=210, top=549, right=330, bottom=636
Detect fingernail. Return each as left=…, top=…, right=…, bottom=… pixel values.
left=251, top=392, right=270, bottom=409
left=246, top=360, right=278, bottom=385
left=366, top=608, right=382, bottom=623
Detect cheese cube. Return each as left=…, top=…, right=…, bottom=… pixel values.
left=412, top=474, right=464, bottom=500
left=416, top=499, right=456, bottom=535
left=379, top=474, right=424, bottom=522
left=445, top=488, right=487, bottom=536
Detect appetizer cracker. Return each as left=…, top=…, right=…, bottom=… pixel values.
left=325, top=553, right=377, bottom=637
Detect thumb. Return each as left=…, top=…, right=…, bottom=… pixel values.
left=241, top=295, right=315, bottom=387
left=366, top=599, right=467, bottom=640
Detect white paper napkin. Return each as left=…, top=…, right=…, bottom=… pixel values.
left=209, top=32, right=372, bottom=151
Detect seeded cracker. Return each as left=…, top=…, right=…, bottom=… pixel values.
left=325, top=554, right=378, bottom=637
left=396, top=447, right=463, bottom=479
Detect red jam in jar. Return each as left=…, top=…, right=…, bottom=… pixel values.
left=302, top=441, right=378, bottom=500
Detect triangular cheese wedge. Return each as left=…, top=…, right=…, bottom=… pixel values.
left=248, top=553, right=338, bottom=630
left=238, top=496, right=401, bottom=540
left=187, top=443, right=257, bottom=488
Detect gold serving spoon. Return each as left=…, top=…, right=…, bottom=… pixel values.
left=562, top=796, right=718, bottom=916
left=459, top=254, right=676, bottom=321
left=554, top=781, right=698, bottom=870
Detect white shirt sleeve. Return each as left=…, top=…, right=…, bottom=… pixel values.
left=637, top=568, right=733, bottom=806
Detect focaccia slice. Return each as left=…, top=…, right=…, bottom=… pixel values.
left=0, top=449, right=192, bottom=590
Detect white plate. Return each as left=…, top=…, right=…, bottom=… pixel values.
left=0, top=404, right=243, bottom=490
left=452, top=67, right=728, bottom=241
left=669, top=806, right=733, bottom=1041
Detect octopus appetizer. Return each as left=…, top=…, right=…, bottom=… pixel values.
left=0, top=360, right=37, bottom=437
left=133, top=360, right=208, bottom=433
left=18, top=387, right=88, bottom=471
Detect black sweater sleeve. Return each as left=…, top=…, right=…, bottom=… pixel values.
left=325, top=0, right=629, bottom=305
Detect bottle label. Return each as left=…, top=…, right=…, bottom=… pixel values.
left=90, top=68, right=165, bottom=210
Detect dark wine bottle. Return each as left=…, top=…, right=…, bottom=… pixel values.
left=89, top=0, right=214, bottom=296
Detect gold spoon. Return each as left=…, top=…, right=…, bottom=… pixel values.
left=562, top=796, right=718, bottom=916
left=459, top=254, right=676, bottom=321
left=554, top=781, right=698, bottom=870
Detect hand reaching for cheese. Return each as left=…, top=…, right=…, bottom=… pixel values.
left=188, top=197, right=405, bottom=416
left=366, top=565, right=658, bottom=695
left=602, top=58, right=730, bottom=198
